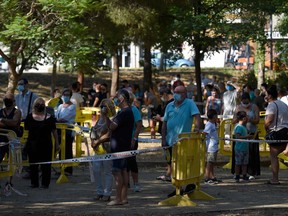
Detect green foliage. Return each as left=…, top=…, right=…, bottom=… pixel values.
left=274, top=71, right=288, bottom=89
left=237, top=70, right=258, bottom=89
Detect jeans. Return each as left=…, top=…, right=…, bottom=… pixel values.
left=92, top=159, right=113, bottom=196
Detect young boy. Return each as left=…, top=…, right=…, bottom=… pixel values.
left=234, top=111, right=253, bottom=183
left=203, top=109, right=220, bottom=184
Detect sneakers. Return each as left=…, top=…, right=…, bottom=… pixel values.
left=184, top=184, right=196, bottom=194
left=167, top=189, right=184, bottom=198
left=204, top=179, right=216, bottom=185
left=93, top=194, right=103, bottom=201
left=249, top=175, right=255, bottom=180
left=243, top=176, right=250, bottom=182
left=102, top=196, right=111, bottom=202
left=133, top=184, right=141, bottom=192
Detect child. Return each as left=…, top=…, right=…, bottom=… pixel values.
left=233, top=111, right=253, bottom=183
left=203, top=109, right=220, bottom=184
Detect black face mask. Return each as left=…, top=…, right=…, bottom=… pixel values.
left=34, top=103, right=45, bottom=113
left=3, top=98, right=14, bottom=108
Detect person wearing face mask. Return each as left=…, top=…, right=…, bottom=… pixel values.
left=162, top=85, right=201, bottom=197
left=55, top=88, right=76, bottom=175
left=15, top=78, right=38, bottom=121
left=0, top=94, right=22, bottom=165
left=100, top=89, right=134, bottom=206
left=24, top=98, right=59, bottom=189
left=154, top=87, right=174, bottom=182
left=205, top=86, right=222, bottom=115
left=90, top=99, right=116, bottom=202
left=264, top=85, right=288, bottom=185
left=222, top=81, right=240, bottom=119
left=232, top=92, right=260, bottom=180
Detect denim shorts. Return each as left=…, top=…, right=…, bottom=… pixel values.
left=112, top=158, right=128, bottom=172
left=235, top=150, right=249, bottom=165
left=207, top=152, right=217, bottom=163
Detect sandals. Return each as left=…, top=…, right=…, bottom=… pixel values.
left=156, top=175, right=171, bottom=182
left=266, top=180, right=280, bottom=185
left=107, top=200, right=123, bottom=206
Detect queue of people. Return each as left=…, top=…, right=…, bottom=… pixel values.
left=1, top=75, right=288, bottom=206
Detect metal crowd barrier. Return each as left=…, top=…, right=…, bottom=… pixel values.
left=158, top=132, right=215, bottom=206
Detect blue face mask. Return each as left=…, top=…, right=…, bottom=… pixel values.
left=113, top=98, right=119, bottom=106
left=17, top=85, right=25, bottom=92
left=173, top=93, right=182, bottom=102
left=61, top=96, right=70, bottom=103
left=226, top=85, right=234, bottom=91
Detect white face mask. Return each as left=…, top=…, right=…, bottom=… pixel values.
left=241, top=102, right=250, bottom=108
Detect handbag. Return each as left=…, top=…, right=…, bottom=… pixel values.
left=265, top=102, right=288, bottom=143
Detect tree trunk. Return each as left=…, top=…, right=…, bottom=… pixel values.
left=143, top=43, right=152, bottom=91
left=77, top=70, right=84, bottom=93
left=194, top=43, right=203, bottom=113
left=255, top=41, right=265, bottom=89
left=7, top=60, right=20, bottom=95
left=51, top=60, right=57, bottom=98
left=110, top=51, right=119, bottom=97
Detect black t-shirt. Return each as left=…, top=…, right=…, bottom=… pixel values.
left=88, top=89, right=96, bottom=106
left=110, top=107, right=134, bottom=153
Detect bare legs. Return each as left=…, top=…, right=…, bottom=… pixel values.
left=111, top=170, right=128, bottom=204
left=269, top=145, right=286, bottom=182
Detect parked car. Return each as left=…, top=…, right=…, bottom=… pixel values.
left=0, top=57, right=8, bottom=72
left=151, top=52, right=194, bottom=68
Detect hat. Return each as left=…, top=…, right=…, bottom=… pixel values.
left=226, top=81, right=236, bottom=88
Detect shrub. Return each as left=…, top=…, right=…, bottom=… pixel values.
left=237, top=70, right=257, bottom=89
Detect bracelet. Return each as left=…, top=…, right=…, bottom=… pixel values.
left=133, top=137, right=138, bottom=141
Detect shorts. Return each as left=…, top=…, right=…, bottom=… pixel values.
left=112, top=158, right=127, bottom=172
left=207, top=152, right=217, bottom=163
left=235, top=150, right=249, bottom=165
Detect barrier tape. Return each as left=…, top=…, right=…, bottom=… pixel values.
left=33, top=147, right=164, bottom=165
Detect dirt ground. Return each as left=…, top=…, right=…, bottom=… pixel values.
left=1, top=137, right=288, bottom=216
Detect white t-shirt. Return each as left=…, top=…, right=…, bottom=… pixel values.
left=203, top=121, right=219, bottom=153
left=70, top=92, right=84, bottom=108
left=265, top=100, right=288, bottom=131
left=280, top=96, right=288, bottom=106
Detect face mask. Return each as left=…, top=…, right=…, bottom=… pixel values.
left=226, top=85, right=234, bottom=91
left=61, top=96, right=70, bottom=103
left=113, top=98, right=119, bottom=106
left=241, top=102, right=250, bottom=108
left=17, top=85, right=25, bottom=92
left=173, top=93, right=182, bottom=102
left=3, top=98, right=14, bottom=107
left=34, top=103, right=45, bottom=113
left=161, top=96, right=165, bottom=102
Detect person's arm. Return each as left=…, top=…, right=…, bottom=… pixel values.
left=193, top=113, right=201, bottom=132
left=205, top=97, right=210, bottom=115
left=0, top=109, right=22, bottom=127
left=91, top=112, right=112, bottom=148
left=264, top=114, right=274, bottom=131
left=131, top=120, right=142, bottom=149
left=251, top=105, right=260, bottom=125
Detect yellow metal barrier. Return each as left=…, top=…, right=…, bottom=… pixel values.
left=0, top=129, right=22, bottom=180
left=219, top=119, right=234, bottom=169
left=55, top=123, right=84, bottom=184
left=218, top=118, right=287, bottom=170
left=158, top=132, right=215, bottom=206
left=75, top=107, right=100, bottom=127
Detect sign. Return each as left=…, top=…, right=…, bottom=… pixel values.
left=266, top=31, right=288, bottom=39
